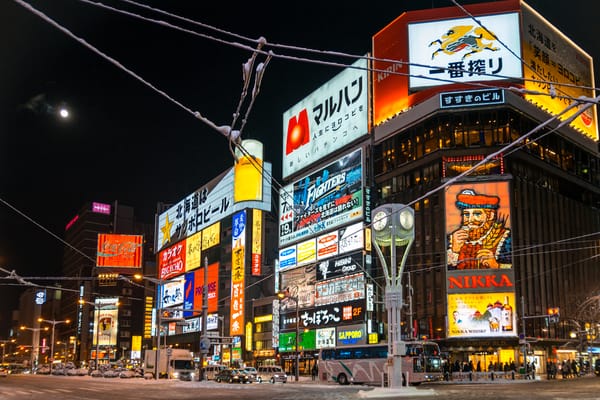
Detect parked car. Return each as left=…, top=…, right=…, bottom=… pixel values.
left=90, top=369, right=104, bottom=378
left=0, top=367, right=8, bottom=377
left=201, top=364, right=226, bottom=380
left=256, top=365, right=287, bottom=383
left=215, top=368, right=250, bottom=384
left=119, top=368, right=138, bottom=378
left=51, top=364, right=67, bottom=375
left=243, top=367, right=258, bottom=382
left=595, top=359, right=600, bottom=377
left=36, top=364, right=51, bottom=375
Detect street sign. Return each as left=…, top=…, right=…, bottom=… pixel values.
left=208, top=336, right=233, bottom=345
left=221, top=337, right=233, bottom=345
left=200, top=337, right=211, bottom=352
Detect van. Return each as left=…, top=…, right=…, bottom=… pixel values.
left=256, top=365, right=287, bottom=383
left=201, top=364, right=226, bottom=380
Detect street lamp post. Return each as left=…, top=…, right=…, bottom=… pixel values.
left=371, top=204, right=415, bottom=389
left=38, top=318, right=70, bottom=375
left=277, top=288, right=300, bottom=382
left=19, top=326, right=48, bottom=371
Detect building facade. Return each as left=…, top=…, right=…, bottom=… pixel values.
left=370, top=0, right=600, bottom=373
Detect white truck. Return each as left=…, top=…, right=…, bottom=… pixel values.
left=143, top=348, right=196, bottom=380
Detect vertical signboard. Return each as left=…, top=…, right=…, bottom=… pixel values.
left=444, top=180, right=516, bottom=338
left=185, top=231, right=202, bottom=271
left=234, top=139, right=264, bottom=202
left=184, top=262, right=219, bottom=317
left=251, top=209, right=262, bottom=276
left=93, top=297, right=119, bottom=347
left=230, top=210, right=246, bottom=335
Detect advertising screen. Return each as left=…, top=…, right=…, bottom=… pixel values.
left=279, top=148, right=363, bottom=247
left=280, top=264, right=316, bottom=311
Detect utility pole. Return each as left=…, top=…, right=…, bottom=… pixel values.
left=407, top=272, right=414, bottom=340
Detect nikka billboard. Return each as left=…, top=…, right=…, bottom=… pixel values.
left=444, top=180, right=517, bottom=338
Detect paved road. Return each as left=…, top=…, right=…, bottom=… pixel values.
left=1, top=373, right=599, bottom=400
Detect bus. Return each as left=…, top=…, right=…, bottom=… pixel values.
left=318, top=341, right=443, bottom=386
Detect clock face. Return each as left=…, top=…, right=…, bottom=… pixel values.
left=399, top=209, right=414, bottom=230
left=373, top=210, right=388, bottom=231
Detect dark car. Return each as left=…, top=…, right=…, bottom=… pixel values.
left=595, top=359, right=600, bottom=376
left=215, top=368, right=250, bottom=384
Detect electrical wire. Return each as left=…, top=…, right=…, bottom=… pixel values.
left=5, top=0, right=599, bottom=306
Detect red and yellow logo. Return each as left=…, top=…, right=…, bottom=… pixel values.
left=285, top=109, right=310, bottom=154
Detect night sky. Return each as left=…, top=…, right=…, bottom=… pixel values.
left=1, top=0, right=598, bottom=336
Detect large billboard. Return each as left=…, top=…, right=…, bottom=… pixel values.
left=156, top=163, right=272, bottom=253
left=96, top=234, right=143, bottom=272
left=373, top=1, right=598, bottom=143
left=314, top=273, right=365, bottom=306
left=447, top=292, right=516, bottom=338
left=93, top=297, right=119, bottom=347
left=282, top=58, right=369, bottom=180
left=279, top=148, right=363, bottom=247
left=444, top=180, right=516, bottom=339
left=372, top=1, right=521, bottom=126
left=408, top=13, right=522, bottom=90
left=280, top=300, right=366, bottom=330
left=521, top=3, right=597, bottom=140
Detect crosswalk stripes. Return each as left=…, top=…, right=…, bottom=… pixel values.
left=1, top=387, right=105, bottom=397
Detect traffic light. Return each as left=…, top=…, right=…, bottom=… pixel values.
left=547, top=307, right=560, bottom=323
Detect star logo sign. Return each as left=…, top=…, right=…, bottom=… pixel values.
left=161, top=214, right=173, bottom=246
